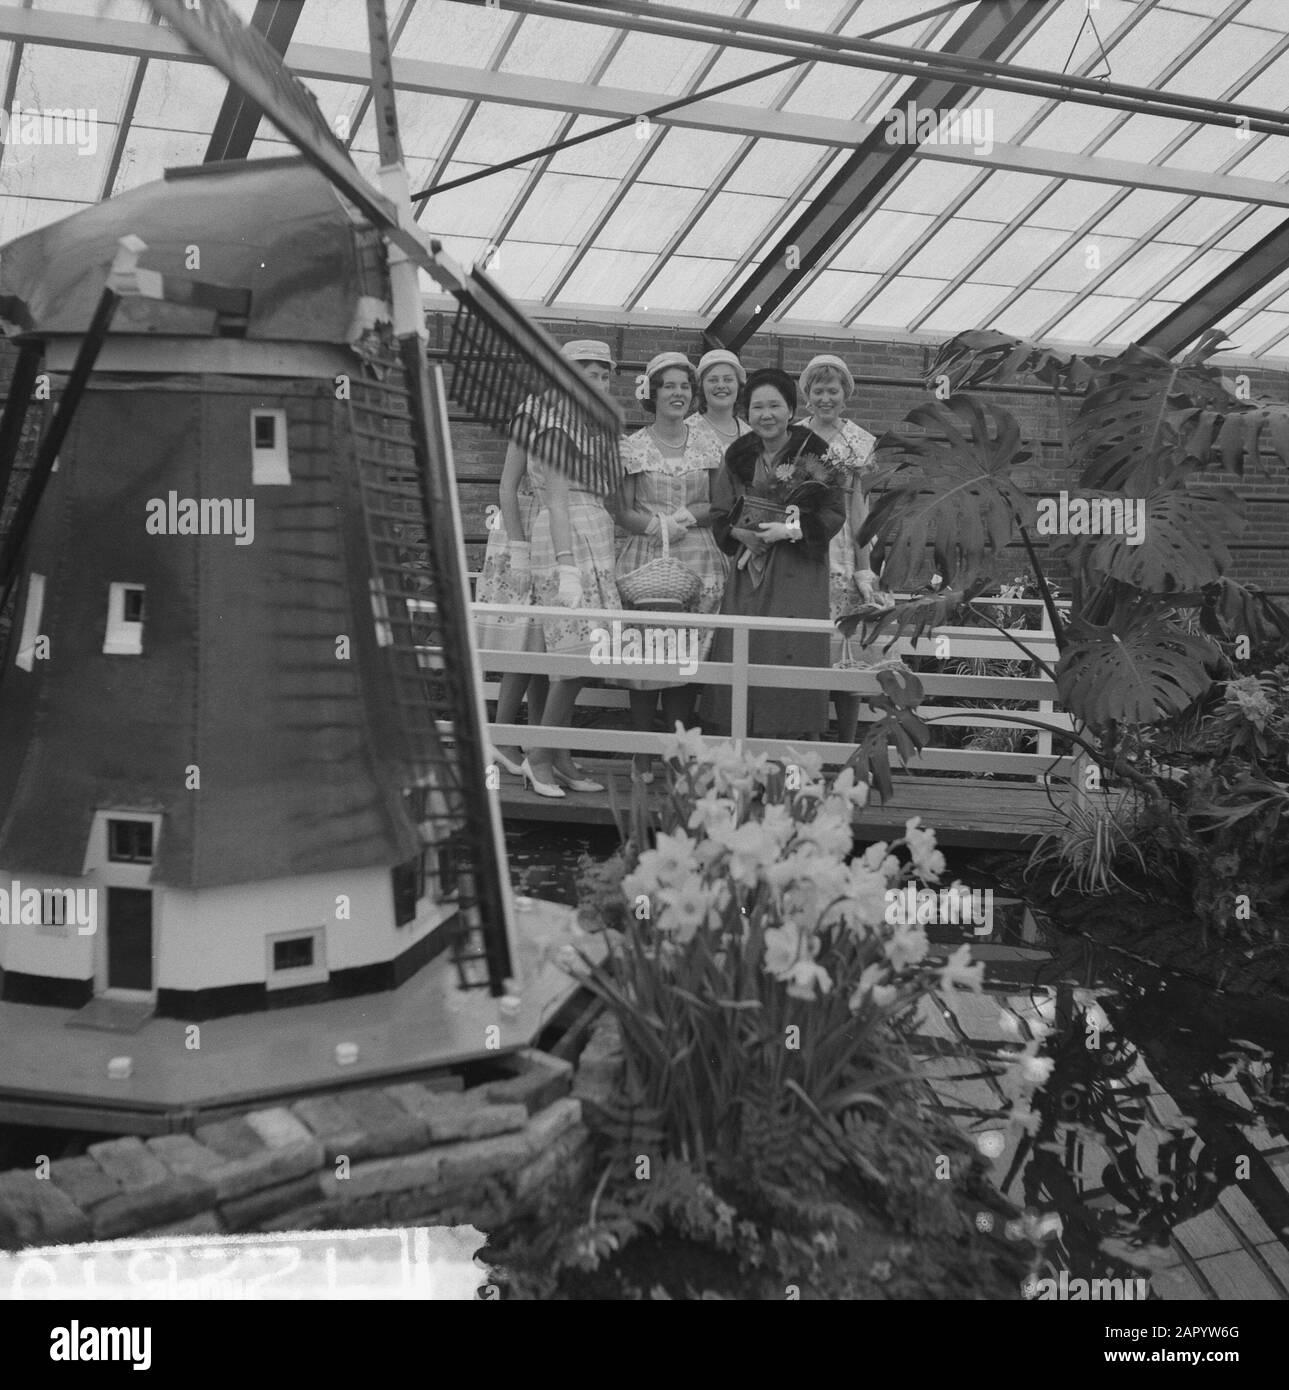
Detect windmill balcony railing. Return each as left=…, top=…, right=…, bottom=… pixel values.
left=460, top=591, right=1083, bottom=785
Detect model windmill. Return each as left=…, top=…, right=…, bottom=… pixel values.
left=0, top=0, right=622, bottom=1020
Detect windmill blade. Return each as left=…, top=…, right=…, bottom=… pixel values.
left=146, top=0, right=624, bottom=497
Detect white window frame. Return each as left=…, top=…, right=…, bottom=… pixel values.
left=266, top=927, right=327, bottom=990
left=15, top=572, right=45, bottom=671
left=251, top=408, right=291, bottom=485
left=103, top=583, right=145, bottom=656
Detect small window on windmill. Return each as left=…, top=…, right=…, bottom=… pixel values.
left=108, top=819, right=154, bottom=864
left=250, top=409, right=290, bottom=485
left=266, top=928, right=327, bottom=988
left=103, top=583, right=145, bottom=655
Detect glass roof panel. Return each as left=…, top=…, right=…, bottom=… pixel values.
left=35, top=0, right=153, bottom=16
left=673, top=190, right=785, bottom=259
left=974, top=91, right=1053, bottom=145
left=1086, top=5, right=1209, bottom=87
left=854, top=276, right=951, bottom=328
left=1152, top=196, right=1247, bottom=245
left=501, top=172, right=621, bottom=246
left=1161, top=21, right=1274, bottom=94
left=1047, top=294, right=1144, bottom=342
left=955, top=171, right=1059, bottom=224
left=597, top=181, right=707, bottom=254
left=376, top=93, right=471, bottom=167
left=918, top=282, right=1015, bottom=334
left=1228, top=46, right=1289, bottom=107
left=1215, top=205, right=1287, bottom=250
left=1034, top=235, right=1138, bottom=292
left=1093, top=114, right=1203, bottom=165
left=1090, top=188, right=1187, bottom=236
left=992, top=288, right=1079, bottom=337
left=552, top=248, right=659, bottom=308
left=546, top=115, right=647, bottom=177
left=496, top=13, right=615, bottom=83
left=1231, top=311, right=1289, bottom=354
left=972, top=226, right=1073, bottom=286
left=1006, top=0, right=1138, bottom=70
left=1239, top=0, right=1289, bottom=26
left=636, top=254, right=733, bottom=313
left=1153, top=246, right=1243, bottom=302
left=110, top=125, right=209, bottom=195
left=289, top=1, right=377, bottom=52
left=724, top=139, right=831, bottom=196
left=15, top=41, right=135, bottom=124
left=782, top=60, right=881, bottom=120
left=0, top=190, right=84, bottom=244
left=1095, top=240, right=1197, bottom=297
left=779, top=271, right=880, bottom=324
left=449, top=104, right=564, bottom=166
left=396, top=0, right=511, bottom=69
left=1109, top=302, right=1177, bottom=344
left=646, top=126, right=744, bottom=190
left=838, top=0, right=969, bottom=42
left=132, top=59, right=230, bottom=136
left=483, top=239, right=570, bottom=303
left=596, top=30, right=716, bottom=96
left=696, top=42, right=802, bottom=110
left=1227, top=137, right=1289, bottom=181
left=881, top=159, right=978, bottom=213
left=1019, top=103, right=1120, bottom=154
left=416, top=165, right=530, bottom=238
left=1027, top=180, right=1121, bottom=231
left=830, top=209, right=938, bottom=274
left=900, top=218, right=1009, bottom=280
left=1161, top=123, right=1262, bottom=173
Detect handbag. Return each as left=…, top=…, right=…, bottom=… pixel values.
left=616, top=519, right=702, bottom=612
left=728, top=493, right=791, bottom=532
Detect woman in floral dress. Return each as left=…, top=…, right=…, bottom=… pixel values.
left=687, top=348, right=753, bottom=455
left=707, top=367, right=847, bottom=742
left=797, top=354, right=894, bottom=745
left=525, top=340, right=623, bottom=798
left=615, top=351, right=728, bottom=780
left=473, top=396, right=548, bottom=778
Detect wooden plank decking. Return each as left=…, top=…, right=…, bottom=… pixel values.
left=498, top=759, right=1072, bottom=848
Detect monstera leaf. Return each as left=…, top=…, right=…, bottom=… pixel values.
left=1050, top=484, right=1244, bottom=595
left=1072, top=342, right=1232, bottom=492
left=861, top=395, right=1034, bottom=590
left=926, top=329, right=1081, bottom=393
left=1056, top=608, right=1218, bottom=728
left=836, top=579, right=987, bottom=653
left=844, top=667, right=930, bottom=803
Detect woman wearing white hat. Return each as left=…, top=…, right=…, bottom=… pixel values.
left=797, top=353, right=895, bottom=745
left=614, top=351, right=728, bottom=781
left=524, top=340, right=623, bottom=798
left=688, top=348, right=753, bottom=455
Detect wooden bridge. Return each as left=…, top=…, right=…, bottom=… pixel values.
left=471, top=594, right=1097, bottom=850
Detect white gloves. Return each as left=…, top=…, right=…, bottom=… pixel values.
left=671, top=507, right=697, bottom=530
left=556, top=565, right=581, bottom=607
left=646, top=512, right=687, bottom=542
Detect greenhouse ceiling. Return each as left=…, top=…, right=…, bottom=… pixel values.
left=2, top=0, right=1289, bottom=362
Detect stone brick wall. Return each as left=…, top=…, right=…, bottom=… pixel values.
left=437, top=314, right=1289, bottom=598
left=0, top=1046, right=608, bottom=1250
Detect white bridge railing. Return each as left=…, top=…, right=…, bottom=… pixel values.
left=462, top=591, right=1080, bottom=783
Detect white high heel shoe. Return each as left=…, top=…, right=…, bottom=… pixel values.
left=553, top=765, right=605, bottom=793
left=491, top=748, right=525, bottom=778
left=521, top=758, right=566, bottom=799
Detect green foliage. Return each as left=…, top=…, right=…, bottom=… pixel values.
left=1024, top=794, right=1149, bottom=899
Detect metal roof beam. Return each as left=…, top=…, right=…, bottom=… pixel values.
left=704, top=0, right=1045, bottom=351
left=1139, top=220, right=1289, bottom=357
left=203, top=0, right=301, bottom=162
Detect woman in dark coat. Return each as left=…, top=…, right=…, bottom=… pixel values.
left=707, top=367, right=847, bottom=742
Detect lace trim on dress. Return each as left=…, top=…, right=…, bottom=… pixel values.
left=621, top=424, right=725, bottom=477
left=806, top=417, right=877, bottom=474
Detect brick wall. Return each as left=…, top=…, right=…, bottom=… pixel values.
left=435, top=314, right=1289, bottom=598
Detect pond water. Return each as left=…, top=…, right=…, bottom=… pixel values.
left=510, top=822, right=1289, bottom=1295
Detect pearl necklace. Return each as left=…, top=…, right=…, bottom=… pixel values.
left=650, top=423, right=688, bottom=451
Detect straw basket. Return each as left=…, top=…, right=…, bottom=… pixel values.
left=617, top=520, right=701, bottom=612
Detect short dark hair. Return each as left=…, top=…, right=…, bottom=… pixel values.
left=642, top=362, right=699, bottom=416
left=744, top=366, right=797, bottom=417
